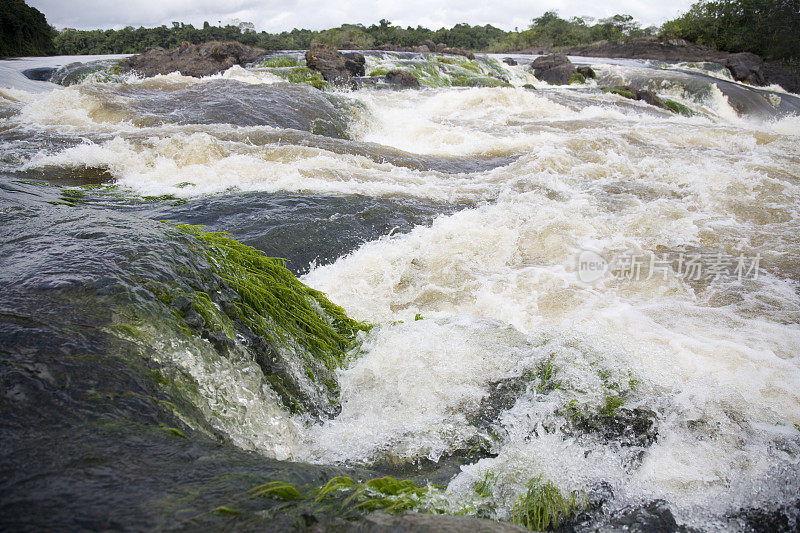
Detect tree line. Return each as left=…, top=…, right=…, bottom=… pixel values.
left=2, top=0, right=797, bottom=63
left=0, top=0, right=55, bottom=57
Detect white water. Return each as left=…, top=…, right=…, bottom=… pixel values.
left=2, top=54, right=799, bottom=528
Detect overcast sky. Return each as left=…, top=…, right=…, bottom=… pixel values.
left=28, top=0, right=695, bottom=33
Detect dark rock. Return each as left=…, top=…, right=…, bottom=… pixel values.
left=575, top=65, right=596, bottom=79
left=635, top=88, right=666, bottom=109
left=305, top=42, right=352, bottom=85
left=21, top=66, right=55, bottom=82
left=119, top=40, right=266, bottom=78
left=412, top=45, right=430, bottom=53
left=726, top=52, right=766, bottom=85
left=608, top=500, right=680, bottom=532
left=557, top=37, right=798, bottom=93
left=763, top=61, right=800, bottom=93
left=568, top=407, right=659, bottom=448
left=385, top=69, right=420, bottom=88
left=607, top=85, right=668, bottom=110
left=503, top=57, right=518, bottom=66
left=441, top=47, right=475, bottom=60
left=323, top=511, right=530, bottom=532
left=563, top=37, right=727, bottom=62
left=730, top=500, right=800, bottom=533
left=50, top=60, right=116, bottom=86
left=435, top=43, right=447, bottom=52
left=421, top=39, right=436, bottom=52
left=342, top=52, right=366, bottom=77
left=531, top=53, right=576, bottom=85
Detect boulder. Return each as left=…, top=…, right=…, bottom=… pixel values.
left=606, top=85, right=668, bottom=110
left=420, top=39, right=436, bottom=52
left=119, top=40, right=266, bottom=78
left=21, top=66, right=56, bottom=82
left=385, top=70, right=420, bottom=88
left=441, top=47, right=475, bottom=60
left=342, top=52, right=365, bottom=77
left=411, top=45, right=430, bottom=53
left=726, top=52, right=766, bottom=85
left=305, top=43, right=351, bottom=85
left=575, top=65, right=596, bottom=79
left=435, top=43, right=447, bottom=52
left=763, top=61, right=800, bottom=93
left=531, top=53, right=576, bottom=85
left=502, top=57, right=518, bottom=66
left=339, top=41, right=362, bottom=50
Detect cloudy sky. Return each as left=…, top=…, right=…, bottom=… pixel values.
left=28, top=0, right=695, bottom=32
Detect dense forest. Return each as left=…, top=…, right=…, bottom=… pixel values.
left=2, top=0, right=798, bottom=63
left=661, top=0, right=800, bottom=62
left=0, top=0, right=54, bottom=57
left=48, top=15, right=657, bottom=56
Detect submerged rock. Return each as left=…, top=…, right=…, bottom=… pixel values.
left=606, top=500, right=681, bottom=532
left=385, top=69, right=421, bottom=88
left=730, top=500, right=800, bottom=532
left=50, top=59, right=118, bottom=85
left=21, top=66, right=55, bottom=81
left=531, top=53, right=576, bottom=85
left=119, top=40, right=266, bottom=78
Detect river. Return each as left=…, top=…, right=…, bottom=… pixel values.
left=1, top=51, right=799, bottom=531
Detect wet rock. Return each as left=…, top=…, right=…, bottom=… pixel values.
left=531, top=53, right=576, bottom=85
left=576, top=65, right=596, bottom=79
left=503, top=57, right=518, bottom=66
left=420, top=39, right=436, bottom=52
left=385, top=69, right=420, bottom=88
left=50, top=60, right=114, bottom=85
left=21, top=66, right=55, bottom=81
left=763, top=61, right=800, bottom=93
left=119, top=40, right=267, bottom=78
left=606, top=85, right=668, bottom=110
left=731, top=500, right=800, bottom=532
left=441, top=47, right=475, bottom=60
left=563, top=37, right=725, bottom=62
left=607, top=500, right=680, bottom=532
left=342, top=52, right=366, bottom=77
left=726, top=52, right=766, bottom=86
left=305, top=42, right=352, bottom=85
left=314, top=511, right=530, bottom=532
left=567, top=407, right=658, bottom=448
left=559, top=37, right=798, bottom=93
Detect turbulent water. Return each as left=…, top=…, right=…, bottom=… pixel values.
left=1, top=51, right=799, bottom=531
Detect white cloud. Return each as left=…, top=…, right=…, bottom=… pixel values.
left=28, top=0, right=695, bottom=32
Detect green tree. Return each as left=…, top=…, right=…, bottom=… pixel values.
left=661, top=0, right=800, bottom=61
left=0, top=0, right=55, bottom=57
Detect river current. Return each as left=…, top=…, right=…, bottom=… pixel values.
left=1, top=51, right=799, bottom=531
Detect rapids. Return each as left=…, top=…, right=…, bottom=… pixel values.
left=1, top=51, right=799, bottom=531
